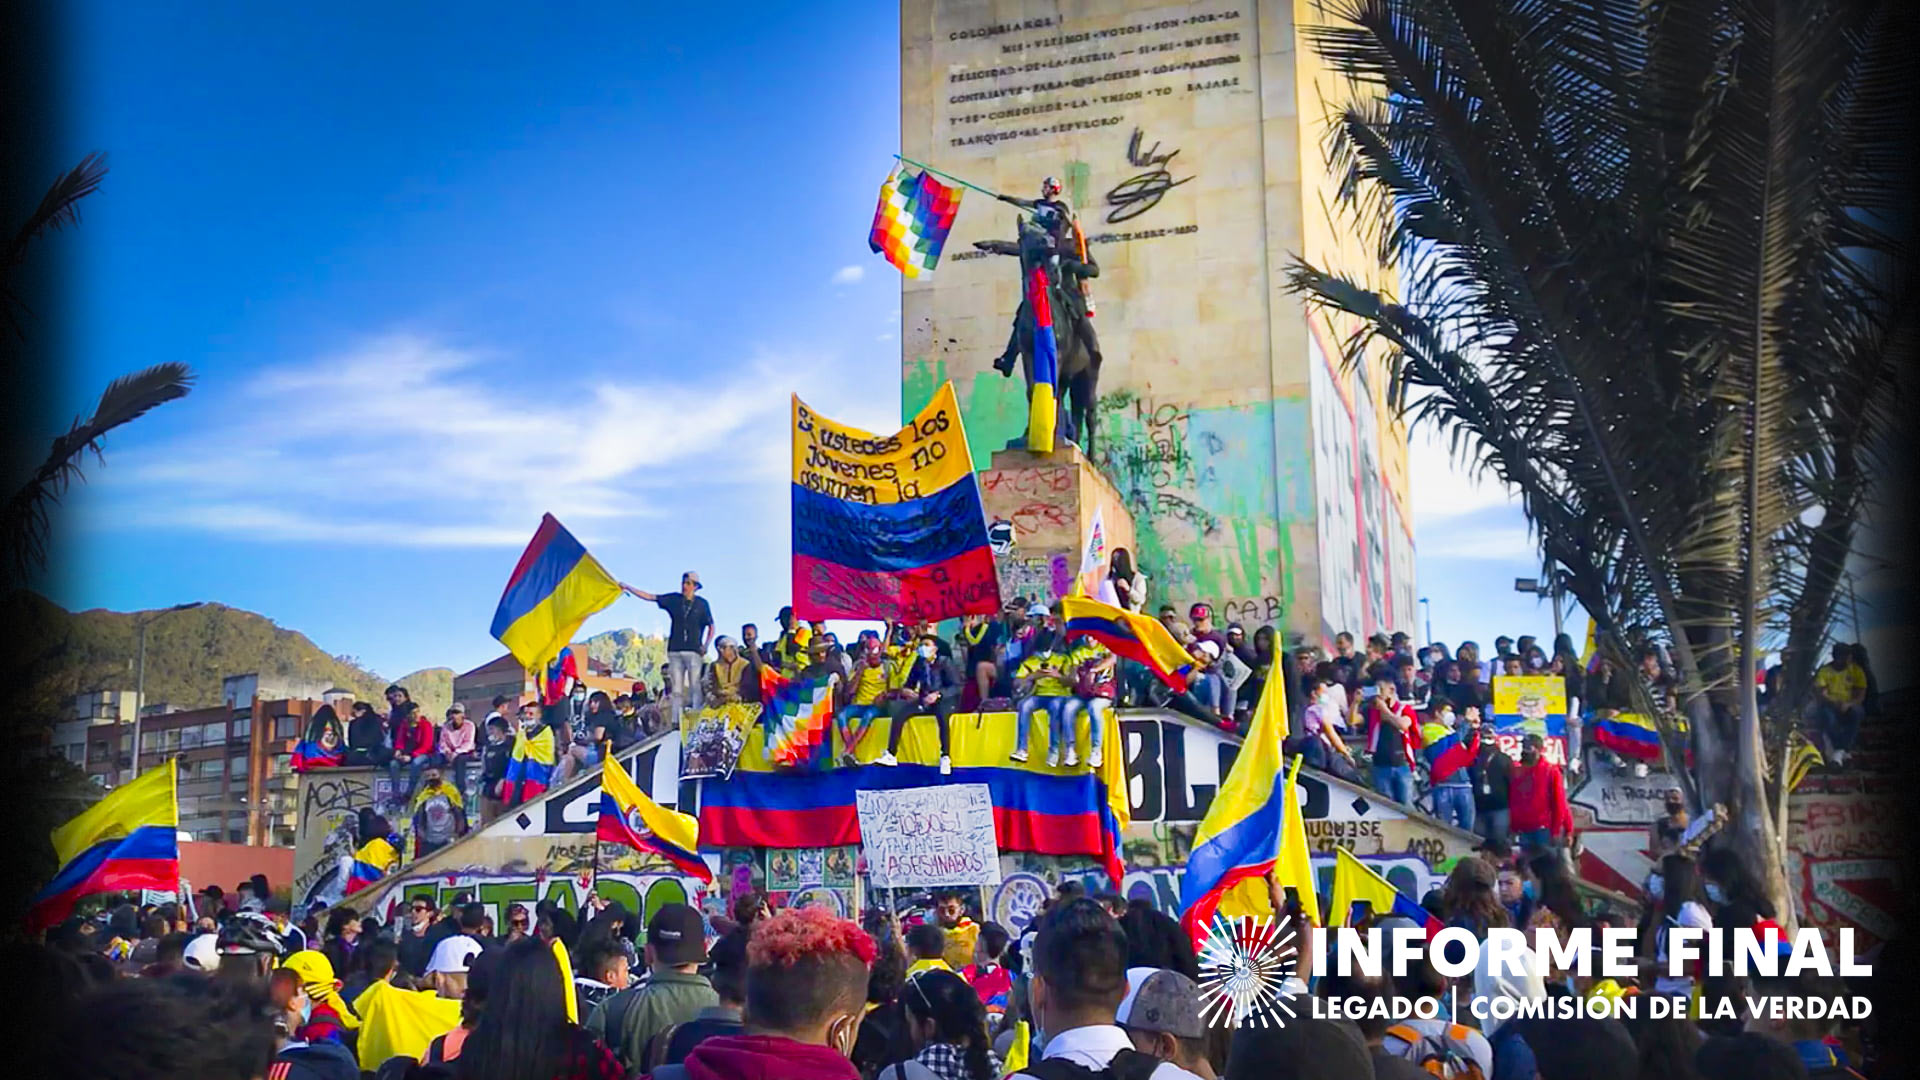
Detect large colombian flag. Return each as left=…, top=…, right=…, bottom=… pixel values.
left=1179, top=668, right=1315, bottom=944
left=1061, top=594, right=1194, bottom=690
left=791, top=382, right=999, bottom=623
left=29, top=764, right=179, bottom=932
left=490, top=514, right=623, bottom=673
left=597, top=753, right=711, bottom=881
left=1024, top=261, right=1058, bottom=453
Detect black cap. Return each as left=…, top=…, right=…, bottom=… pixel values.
left=647, top=903, right=709, bottom=966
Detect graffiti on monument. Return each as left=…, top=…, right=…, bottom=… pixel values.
left=1570, top=750, right=1682, bottom=828
left=373, top=871, right=703, bottom=930
left=1786, top=791, right=1904, bottom=950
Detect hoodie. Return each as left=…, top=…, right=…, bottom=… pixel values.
left=683, top=1034, right=860, bottom=1080
left=269, top=1039, right=361, bottom=1080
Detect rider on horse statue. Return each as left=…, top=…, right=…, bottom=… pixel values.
left=992, top=176, right=1102, bottom=376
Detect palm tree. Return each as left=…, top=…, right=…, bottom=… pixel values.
left=3, top=154, right=194, bottom=587
left=1285, top=0, right=1911, bottom=919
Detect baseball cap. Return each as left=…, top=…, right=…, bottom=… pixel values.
left=1115, top=967, right=1205, bottom=1039
left=682, top=571, right=702, bottom=589
left=280, top=949, right=339, bottom=987
left=1026, top=602, right=1048, bottom=617
left=647, top=903, right=709, bottom=966
left=1189, top=602, right=1211, bottom=620
left=714, top=635, right=737, bottom=650
left=182, top=932, right=219, bottom=972
left=426, top=934, right=485, bottom=975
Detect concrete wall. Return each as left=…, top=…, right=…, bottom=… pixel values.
left=900, top=0, right=1414, bottom=648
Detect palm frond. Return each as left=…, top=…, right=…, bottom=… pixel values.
left=9, top=153, right=107, bottom=265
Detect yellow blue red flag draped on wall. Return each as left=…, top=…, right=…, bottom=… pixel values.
left=490, top=514, right=622, bottom=672
left=597, top=752, right=711, bottom=882
left=790, top=382, right=999, bottom=623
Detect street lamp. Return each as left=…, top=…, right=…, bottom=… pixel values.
left=1512, top=577, right=1564, bottom=641
left=130, top=602, right=205, bottom=781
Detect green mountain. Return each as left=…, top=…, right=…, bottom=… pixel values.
left=5, top=592, right=452, bottom=720
left=580, top=627, right=668, bottom=681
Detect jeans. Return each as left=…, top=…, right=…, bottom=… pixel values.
left=1189, top=672, right=1226, bottom=714
left=444, top=752, right=476, bottom=801
left=1371, top=764, right=1414, bottom=806
left=1433, top=784, right=1476, bottom=832
left=1060, top=697, right=1110, bottom=754
left=1515, top=827, right=1553, bottom=851
left=1564, top=712, right=1583, bottom=765
left=1476, top=807, right=1511, bottom=845
left=1814, top=701, right=1864, bottom=754
left=837, top=704, right=882, bottom=754
left=667, top=650, right=705, bottom=726
left=391, top=754, right=433, bottom=800
left=1015, top=696, right=1070, bottom=755
left=887, top=696, right=953, bottom=756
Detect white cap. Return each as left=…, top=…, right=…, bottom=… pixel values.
left=182, top=932, right=219, bottom=972
left=427, top=934, right=485, bottom=975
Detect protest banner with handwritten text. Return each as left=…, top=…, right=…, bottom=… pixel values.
left=855, top=784, right=1002, bottom=889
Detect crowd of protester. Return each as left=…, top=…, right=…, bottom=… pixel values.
left=22, top=854, right=1903, bottom=1080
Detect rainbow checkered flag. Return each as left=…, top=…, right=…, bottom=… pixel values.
left=869, top=166, right=962, bottom=277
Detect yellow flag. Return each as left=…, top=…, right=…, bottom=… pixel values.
left=1274, top=755, right=1318, bottom=918
left=350, top=981, right=463, bottom=1071
left=552, top=936, right=577, bottom=1023
left=1000, top=1019, right=1031, bottom=1077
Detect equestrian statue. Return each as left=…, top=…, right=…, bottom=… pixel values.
left=974, top=176, right=1104, bottom=455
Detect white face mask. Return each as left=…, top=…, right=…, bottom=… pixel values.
left=919, top=645, right=936, bottom=659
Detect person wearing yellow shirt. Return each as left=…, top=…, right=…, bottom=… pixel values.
left=1812, top=642, right=1868, bottom=767
left=837, top=634, right=892, bottom=766
left=1012, top=626, right=1076, bottom=767
left=770, top=605, right=810, bottom=677
left=903, top=922, right=954, bottom=977
left=1059, top=640, right=1115, bottom=770
left=932, top=891, right=981, bottom=972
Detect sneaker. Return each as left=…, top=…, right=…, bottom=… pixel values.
left=1010, top=748, right=1029, bottom=764
left=1568, top=757, right=1583, bottom=775
left=1631, top=762, right=1649, bottom=778
left=839, top=752, right=858, bottom=769
left=877, top=751, right=897, bottom=766
left=1065, top=748, right=1079, bottom=768
left=1088, top=747, right=1103, bottom=769
left=1046, top=750, right=1061, bottom=769
left=939, top=755, right=952, bottom=776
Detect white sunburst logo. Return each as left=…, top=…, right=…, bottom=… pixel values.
left=1196, top=914, right=1302, bottom=1029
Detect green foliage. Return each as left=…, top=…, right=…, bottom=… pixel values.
left=8, top=592, right=416, bottom=722
left=581, top=628, right=667, bottom=681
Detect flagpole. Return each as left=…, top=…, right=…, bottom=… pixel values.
left=892, top=154, right=1004, bottom=201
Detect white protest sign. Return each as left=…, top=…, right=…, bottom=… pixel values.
left=855, top=784, right=1002, bottom=889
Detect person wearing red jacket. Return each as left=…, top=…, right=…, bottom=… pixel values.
left=1364, top=675, right=1423, bottom=807
left=390, top=701, right=438, bottom=799
left=1508, top=733, right=1573, bottom=850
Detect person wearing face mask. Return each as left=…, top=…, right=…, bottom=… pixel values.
left=1650, top=788, right=1690, bottom=859
left=678, top=907, right=875, bottom=1080
left=268, top=967, right=364, bottom=1080
left=837, top=634, right=894, bottom=766
left=879, top=635, right=960, bottom=774
left=1508, top=733, right=1574, bottom=852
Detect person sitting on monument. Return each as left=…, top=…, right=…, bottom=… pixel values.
left=836, top=634, right=893, bottom=767
left=991, top=176, right=1101, bottom=376
left=1011, top=622, right=1077, bottom=768
left=956, top=611, right=1007, bottom=713
left=1061, top=637, right=1115, bottom=770
left=878, top=634, right=958, bottom=775
left=704, top=635, right=756, bottom=708
left=1185, top=641, right=1229, bottom=725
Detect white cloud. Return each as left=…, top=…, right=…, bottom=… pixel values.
left=1407, top=419, right=1514, bottom=525
left=77, top=333, right=804, bottom=547
left=831, top=264, right=866, bottom=285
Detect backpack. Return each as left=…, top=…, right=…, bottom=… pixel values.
left=1015, top=1049, right=1164, bottom=1080
left=1385, top=1023, right=1488, bottom=1080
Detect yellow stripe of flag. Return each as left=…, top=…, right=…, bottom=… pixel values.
left=53, top=762, right=177, bottom=867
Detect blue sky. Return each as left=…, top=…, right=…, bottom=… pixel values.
left=45, top=1, right=1577, bottom=678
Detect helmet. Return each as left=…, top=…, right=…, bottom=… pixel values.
left=216, top=911, right=288, bottom=957
left=1040, top=176, right=1062, bottom=198
left=182, top=932, right=220, bottom=972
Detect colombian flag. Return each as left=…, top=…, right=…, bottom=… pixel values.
left=490, top=514, right=622, bottom=673
left=1420, top=722, right=1479, bottom=785
left=790, top=383, right=999, bottom=624
left=289, top=740, right=344, bottom=772
left=597, top=753, right=711, bottom=881
left=1592, top=712, right=1663, bottom=761
left=1024, top=262, right=1058, bottom=453
left=543, top=647, right=580, bottom=707
left=343, top=835, right=398, bottom=896
left=1179, top=670, right=1304, bottom=943
left=1095, top=701, right=1130, bottom=887
left=503, top=724, right=557, bottom=803
left=1061, top=594, right=1194, bottom=691
left=1328, top=845, right=1442, bottom=934
left=29, top=764, right=180, bottom=932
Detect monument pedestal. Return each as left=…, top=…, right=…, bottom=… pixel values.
left=979, top=445, right=1136, bottom=606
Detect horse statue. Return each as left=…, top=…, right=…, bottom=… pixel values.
left=974, top=215, right=1103, bottom=455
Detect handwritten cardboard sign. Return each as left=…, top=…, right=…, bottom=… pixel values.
left=855, top=784, right=1002, bottom=889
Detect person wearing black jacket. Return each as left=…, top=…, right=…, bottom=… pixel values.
left=1470, top=713, right=1512, bottom=844
left=879, top=634, right=960, bottom=775
left=477, top=713, right=513, bottom=825
left=345, top=701, right=393, bottom=767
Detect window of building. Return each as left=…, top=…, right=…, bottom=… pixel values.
left=179, top=728, right=202, bottom=749
left=202, top=722, right=227, bottom=744
left=232, top=716, right=250, bottom=739
left=193, top=759, right=222, bottom=781
left=228, top=756, right=248, bottom=779
left=162, top=728, right=181, bottom=750
left=274, top=715, right=297, bottom=739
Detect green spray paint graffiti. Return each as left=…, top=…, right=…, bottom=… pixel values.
left=905, top=362, right=1314, bottom=621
